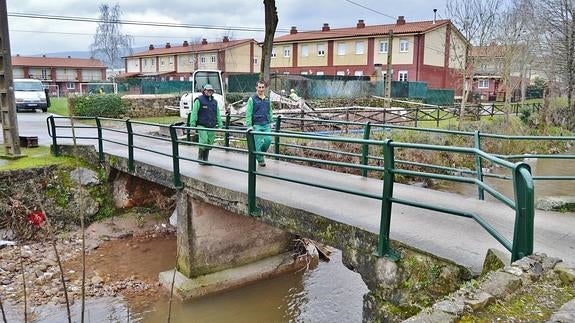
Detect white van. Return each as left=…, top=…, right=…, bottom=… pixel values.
left=13, top=79, right=49, bottom=112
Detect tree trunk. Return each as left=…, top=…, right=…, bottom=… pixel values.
left=260, top=0, right=278, bottom=84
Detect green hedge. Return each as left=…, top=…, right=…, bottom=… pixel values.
left=69, top=94, right=127, bottom=118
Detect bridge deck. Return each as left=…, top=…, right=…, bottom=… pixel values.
left=103, top=137, right=575, bottom=274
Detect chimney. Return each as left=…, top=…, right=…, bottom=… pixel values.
left=16, top=54, right=19, bottom=56
left=149, top=44, right=155, bottom=50
left=433, top=9, right=437, bottom=24
left=290, top=26, right=298, bottom=34
left=42, top=55, right=46, bottom=57
left=67, top=56, right=71, bottom=58
left=322, top=23, right=330, bottom=32
left=357, top=19, right=365, bottom=29
left=202, top=38, right=208, bottom=45
left=396, top=16, right=406, bottom=25
left=223, top=36, right=229, bottom=43
left=183, top=40, right=189, bottom=47
left=165, top=42, right=171, bottom=48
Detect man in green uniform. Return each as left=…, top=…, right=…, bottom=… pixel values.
left=188, top=84, right=223, bottom=165
left=245, top=80, right=274, bottom=167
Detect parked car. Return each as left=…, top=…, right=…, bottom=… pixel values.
left=13, top=78, right=50, bottom=112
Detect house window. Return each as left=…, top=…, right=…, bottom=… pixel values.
left=354, top=71, right=364, bottom=76
left=355, top=41, right=364, bottom=55
left=317, top=43, right=325, bottom=56
left=41, top=69, right=49, bottom=79
left=188, top=56, right=194, bottom=64
left=336, top=71, right=345, bottom=76
left=379, top=41, right=388, bottom=53
left=301, top=44, right=309, bottom=57
left=211, top=55, right=216, bottom=63
left=316, top=71, right=324, bottom=75
left=253, top=58, right=258, bottom=65
left=66, top=82, right=75, bottom=90
left=399, top=39, right=409, bottom=52
left=271, top=48, right=277, bottom=58
left=283, top=46, right=291, bottom=58
left=398, top=71, right=408, bottom=82
left=337, top=43, right=346, bottom=56
left=478, top=79, right=489, bottom=88
left=480, top=63, right=487, bottom=71
left=200, top=56, right=206, bottom=64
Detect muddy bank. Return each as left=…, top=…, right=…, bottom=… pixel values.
left=0, top=213, right=175, bottom=321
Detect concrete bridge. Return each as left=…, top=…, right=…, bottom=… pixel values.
left=9, top=113, right=575, bottom=321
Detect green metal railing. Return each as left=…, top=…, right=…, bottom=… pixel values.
left=47, top=115, right=541, bottom=262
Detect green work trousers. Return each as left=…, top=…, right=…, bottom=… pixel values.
left=253, top=124, right=271, bottom=163
left=198, top=126, right=216, bottom=150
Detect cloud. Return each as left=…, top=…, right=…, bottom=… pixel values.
left=6, top=0, right=445, bottom=55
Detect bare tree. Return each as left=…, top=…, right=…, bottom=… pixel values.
left=536, top=0, right=575, bottom=128
left=260, top=0, right=278, bottom=83
left=90, top=4, right=133, bottom=70
left=446, top=0, right=502, bottom=129
left=494, top=0, right=538, bottom=121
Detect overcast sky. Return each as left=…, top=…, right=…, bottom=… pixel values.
left=6, top=0, right=448, bottom=56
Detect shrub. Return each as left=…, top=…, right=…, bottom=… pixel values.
left=68, top=94, right=127, bottom=118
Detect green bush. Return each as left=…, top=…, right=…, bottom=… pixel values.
left=69, top=94, right=127, bottom=118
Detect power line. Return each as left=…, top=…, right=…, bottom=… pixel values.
left=342, top=0, right=396, bottom=20
left=7, top=12, right=290, bottom=33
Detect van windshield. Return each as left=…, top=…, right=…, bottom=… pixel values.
left=14, top=81, right=44, bottom=91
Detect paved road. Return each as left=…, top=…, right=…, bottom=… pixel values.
left=3, top=112, right=575, bottom=274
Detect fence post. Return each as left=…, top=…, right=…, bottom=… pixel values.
left=246, top=129, right=260, bottom=216
left=95, top=117, right=104, bottom=164
left=224, top=112, right=231, bottom=150
left=511, top=163, right=534, bottom=262
left=414, top=108, right=419, bottom=127
left=169, top=125, right=183, bottom=189
left=436, top=108, right=440, bottom=127
left=126, top=119, right=135, bottom=172
left=474, top=130, right=485, bottom=200
left=274, top=115, right=282, bottom=159
left=360, top=122, right=371, bottom=177
left=377, top=139, right=400, bottom=260
left=347, top=109, right=352, bottom=133
left=383, top=108, right=387, bottom=124
left=48, top=116, right=60, bottom=156
left=300, top=109, right=304, bottom=132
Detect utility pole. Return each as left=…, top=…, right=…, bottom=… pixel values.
left=384, top=29, right=394, bottom=109
left=0, top=0, right=21, bottom=157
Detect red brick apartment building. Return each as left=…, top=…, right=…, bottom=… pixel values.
left=271, top=16, right=468, bottom=92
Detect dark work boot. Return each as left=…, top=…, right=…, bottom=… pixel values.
left=204, top=150, right=210, bottom=165
left=198, top=149, right=207, bottom=165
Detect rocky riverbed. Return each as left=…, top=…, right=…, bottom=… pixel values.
left=0, top=213, right=175, bottom=321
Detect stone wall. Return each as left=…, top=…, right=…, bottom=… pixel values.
left=122, top=94, right=181, bottom=118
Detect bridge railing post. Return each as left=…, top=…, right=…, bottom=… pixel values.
left=126, top=119, right=135, bottom=172
left=474, top=130, right=485, bottom=200
left=47, top=116, right=60, bottom=156
left=274, top=115, right=282, bottom=160
left=360, top=121, right=371, bottom=177
left=224, top=112, right=231, bottom=150
left=186, top=112, right=193, bottom=143
left=169, top=125, right=183, bottom=189
left=377, top=139, right=399, bottom=260
left=511, top=163, right=534, bottom=262
left=246, top=129, right=260, bottom=216
left=95, top=117, right=104, bottom=164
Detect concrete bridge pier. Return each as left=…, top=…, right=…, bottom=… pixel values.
left=335, top=231, right=473, bottom=322
left=159, top=188, right=306, bottom=301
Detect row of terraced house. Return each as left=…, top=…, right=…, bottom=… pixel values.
left=11, top=16, right=536, bottom=99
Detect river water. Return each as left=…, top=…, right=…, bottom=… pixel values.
left=441, top=156, right=575, bottom=201
left=34, top=236, right=368, bottom=323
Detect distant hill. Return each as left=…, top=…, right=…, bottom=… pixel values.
left=30, top=46, right=148, bottom=68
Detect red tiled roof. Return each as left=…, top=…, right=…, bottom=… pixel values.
left=274, top=19, right=451, bottom=43
left=12, top=56, right=107, bottom=68
left=128, top=39, right=255, bottom=58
